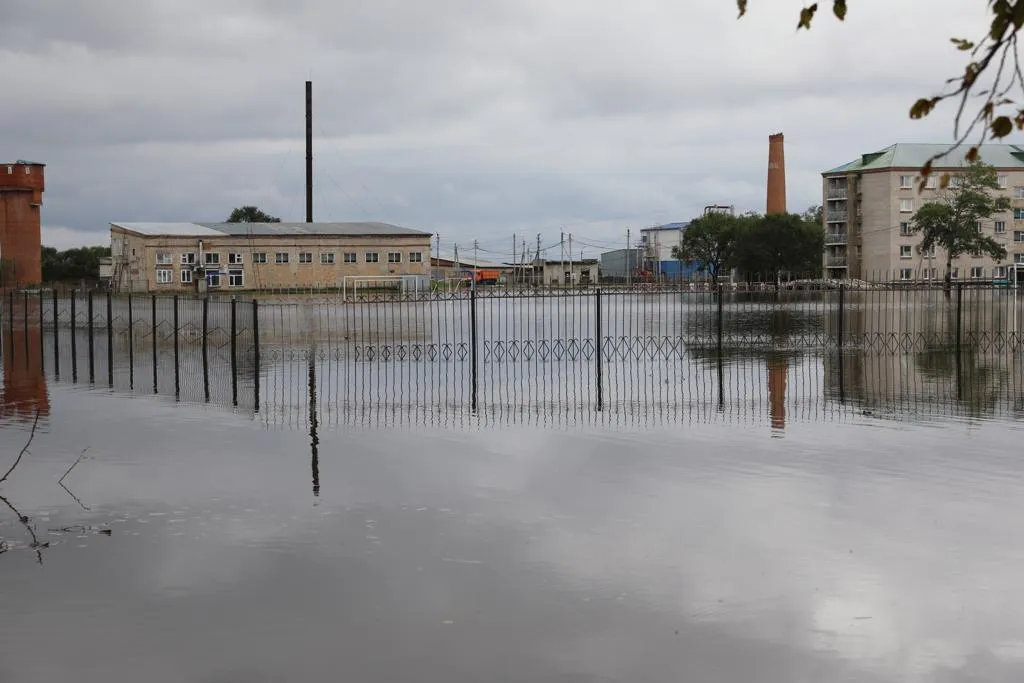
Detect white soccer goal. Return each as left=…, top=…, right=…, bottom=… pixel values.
left=342, top=275, right=424, bottom=299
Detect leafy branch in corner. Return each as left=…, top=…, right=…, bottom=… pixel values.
left=737, top=1, right=1024, bottom=184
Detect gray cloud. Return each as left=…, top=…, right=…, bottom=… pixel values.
left=2, top=0, right=1017, bottom=258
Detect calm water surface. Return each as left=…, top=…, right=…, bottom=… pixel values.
left=2, top=371, right=1024, bottom=682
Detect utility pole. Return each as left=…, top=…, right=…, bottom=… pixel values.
left=473, top=239, right=479, bottom=291
left=512, top=233, right=517, bottom=287
left=560, top=231, right=565, bottom=286
left=568, top=232, right=573, bottom=286
left=626, top=227, right=631, bottom=286
left=305, top=80, right=313, bottom=223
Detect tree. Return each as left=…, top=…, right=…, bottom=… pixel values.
left=801, top=205, right=823, bottom=225
left=670, top=212, right=739, bottom=283
left=737, top=1, right=1024, bottom=181
left=41, top=245, right=111, bottom=282
left=910, top=159, right=1009, bottom=291
left=733, top=212, right=825, bottom=282
left=226, top=206, right=281, bottom=223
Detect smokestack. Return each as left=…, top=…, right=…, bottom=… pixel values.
left=767, top=132, right=786, bottom=215
left=305, top=80, right=313, bottom=223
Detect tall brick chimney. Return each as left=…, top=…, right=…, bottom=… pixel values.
left=766, top=133, right=786, bottom=215
left=0, top=161, right=45, bottom=286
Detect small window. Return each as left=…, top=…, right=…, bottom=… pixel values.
left=925, top=176, right=937, bottom=190
left=181, top=269, right=193, bottom=284
left=998, top=175, right=1008, bottom=188
left=899, top=245, right=913, bottom=259
left=1016, top=254, right=1024, bottom=265
left=228, top=269, right=244, bottom=287
left=1015, top=187, right=1024, bottom=199
left=387, top=252, right=402, bottom=263
left=996, top=221, right=1007, bottom=233
left=1014, top=231, right=1024, bottom=242
left=156, top=268, right=172, bottom=284
left=951, top=267, right=960, bottom=279
left=899, top=222, right=912, bottom=235
left=156, top=251, right=172, bottom=265
left=228, top=252, right=243, bottom=265
left=5, top=166, right=11, bottom=174
left=208, top=272, right=222, bottom=288
left=275, top=252, right=289, bottom=264
left=299, top=252, right=313, bottom=264
left=995, top=266, right=1008, bottom=278
left=366, top=252, right=379, bottom=263
left=409, top=252, right=423, bottom=263
left=181, top=252, right=197, bottom=265
left=320, top=252, right=335, bottom=264
left=921, top=268, right=932, bottom=280
left=971, top=266, right=984, bottom=279
left=899, top=268, right=912, bottom=281
left=253, top=252, right=267, bottom=264
left=977, top=221, right=984, bottom=233
left=1015, top=208, right=1024, bottom=220
left=343, top=252, right=357, bottom=264
left=923, top=246, right=936, bottom=258
left=899, top=198, right=914, bottom=213
left=204, top=252, right=220, bottom=265
left=899, top=175, right=914, bottom=189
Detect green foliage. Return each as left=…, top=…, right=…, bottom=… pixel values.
left=670, top=212, right=740, bottom=282
left=41, top=245, right=112, bottom=283
left=733, top=212, right=825, bottom=280
left=227, top=206, right=281, bottom=223
left=739, top=1, right=1024, bottom=177
left=910, top=159, right=1009, bottom=282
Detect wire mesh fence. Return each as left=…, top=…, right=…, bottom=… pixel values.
left=1, top=284, right=1024, bottom=424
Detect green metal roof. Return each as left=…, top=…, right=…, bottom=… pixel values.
left=824, top=143, right=1024, bottom=174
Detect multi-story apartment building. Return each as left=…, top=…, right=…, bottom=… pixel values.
left=822, top=143, right=1024, bottom=282
left=110, top=221, right=432, bottom=292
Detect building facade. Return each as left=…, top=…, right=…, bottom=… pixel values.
left=0, top=161, right=44, bottom=286
left=823, top=143, right=1024, bottom=282
left=110, top=221, right=432, bottom=292
left=599, top=248, right=642, bottom=281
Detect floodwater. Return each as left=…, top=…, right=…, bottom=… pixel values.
left=4, top=299, right=1024, bottom=681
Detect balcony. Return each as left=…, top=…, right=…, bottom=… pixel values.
left=826, top=211, right=847, bottom=223
left=826, top=187, right=848, bottom=200
left=826, top=256, right=847, bottom=267
left=825, top=230, right=848, bottom=245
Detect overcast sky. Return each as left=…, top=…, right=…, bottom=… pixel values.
left=2, top=0, right=1019, bottom=259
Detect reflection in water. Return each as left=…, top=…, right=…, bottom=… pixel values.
left=1, top=313, right=49, bottom=421
left=308, top=352, right=320, bottom=497
left=767, top=356, right=787, bottom=431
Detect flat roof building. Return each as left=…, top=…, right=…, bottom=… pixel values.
left=110, top=221, right=432, bottom=293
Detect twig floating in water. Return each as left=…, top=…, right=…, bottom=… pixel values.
left=0, top=409, right=42, bottom=485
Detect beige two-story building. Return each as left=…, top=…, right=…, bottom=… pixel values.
left=110, top=221, right=432, bottom=292
left=823, top=143, right=1024, bottom=282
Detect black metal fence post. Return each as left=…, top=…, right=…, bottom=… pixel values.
left=956, top=282, right=963, bottom=400
left=253, top=299, right=260, bottom=412
left=70, top=290, right=77, bottom=383
left=173, top=295, right=180, bottom=399
left=838, top=284, right=845, bottom=402
left=127, top=294, right=134, bottom=390
left=595, top=288, right=603, bottom=411
left=202, top=296, right=210, bottom=402
left=230, top=298, right=238, bottom=407
left=717, top=283, right=725, bottom=408
left=7, top=291, right=13, bottom=360
left=106, top=291, right=114, bottom=387
left=470, top=287, right=478, bottom=413
left=87, top=290, right=95, bottom=383
left=22, top=290, right=28, bottom=353
left=152, top=295, right=158, bottom=393
left=52, top=288, right=59, bottom=378
left=38, top=289, right=44, bottom=371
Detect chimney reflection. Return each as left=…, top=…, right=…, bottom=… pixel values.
left=767, top=356, right=787, bottom=432
left=1, top=302, right=50, bottom=420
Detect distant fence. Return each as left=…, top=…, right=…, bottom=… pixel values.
left=0, top=283, right=1023, bottom=416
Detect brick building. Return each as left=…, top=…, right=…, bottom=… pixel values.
left=0, top=161, right=45, bottom=286
left=110, top=221, right=432, bottom=292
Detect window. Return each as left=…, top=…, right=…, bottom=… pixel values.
left=1015, top=208, right=1024, bottom=220
left=1014, top=231, right=1024, bottom=242
left=321, top=252, right=335, bottom=264
left=204, top=252, right=220, bottom=265
left=156, top=269, right=172, bottom=284
left=899, top=175, right=914, bottom=189
left=951, top=267, right=960, bottom=279
left=899, top=268, right=913, bottom=281
left=899, top=198, right=914, bottom=213
left=228, top=269, right=244, bottom=287
left=1016, top=253, right=1024, bottom=265
left=922, top=268, right=935, bottom=280
left=925, top=176, right=937, bottom=189
left=387, top=252, right=402, bottom=263
left=899, top=245, right=913, bottom=259
left=996, top=266, right=1008, bottom=278
left=208, top=272, right=222, bottom=288
left=899, top=222, right=912, bottom=235
left=299, top=252, right=313, bottom=264
left=365, top=252, right=379, bottom=263
left=180, top=269, right=193, bottom=284
left=996, top=221, right=1007, bottom=233
left=971, top=266, right=984, bottom=279
left=275, top=252, right=289, bottom=264
left=181, top=252, right=197, bottom=265
left=999, top=175, right=1008, bottom=188
left=977, top=221, right=984, bottom=233
left=409, top=252, right=423, bottom=263
left=228, top=252, right=243, bottom=265
left=924, top=246, right=936, bottom=258
left=950, top=176, right=963, bottom=187
left=1015, top=187, right=1024, bottom=199
left=156, top=251, right=172, bottom=265
left=5, top=166, right=11, bottom=174
left=253, top=252, right=267, bottom=264
left=343, top=252, right=357, bottom=264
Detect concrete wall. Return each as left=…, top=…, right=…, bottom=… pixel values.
left=599, top=249, right=641, bottom=279
left=111, top=228, right=432, bottom=292
left=0, top=163, right=44, bottom=286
